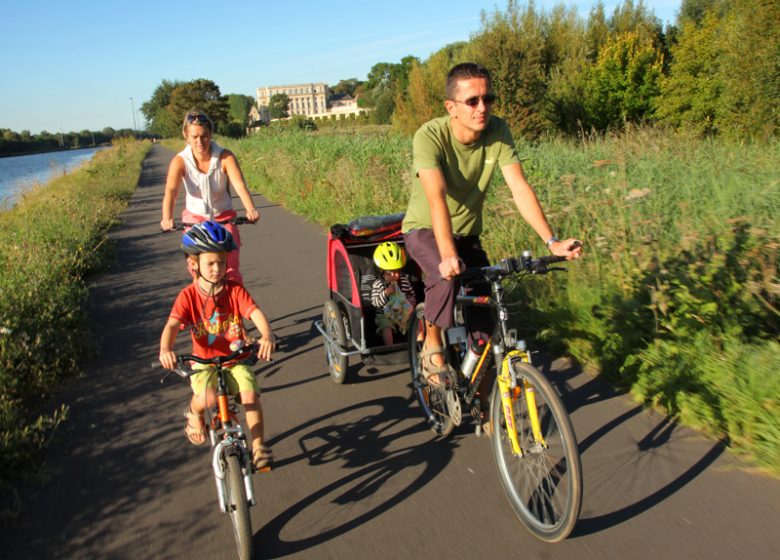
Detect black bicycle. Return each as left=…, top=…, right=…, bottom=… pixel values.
left=408, top=250, right=583, bottom=542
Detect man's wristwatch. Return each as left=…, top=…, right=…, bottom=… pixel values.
left=545, top=235, right=560, bottom=249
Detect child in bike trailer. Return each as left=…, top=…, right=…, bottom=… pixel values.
left=367, top=242, right=417, bottom=345
left=158, top=221, right=274, bottom=470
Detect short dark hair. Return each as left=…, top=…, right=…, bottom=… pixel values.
left=446, top=63, right=492, bottom=99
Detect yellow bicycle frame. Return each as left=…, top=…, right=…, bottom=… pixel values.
left=496, top=349, right=547, bottom=456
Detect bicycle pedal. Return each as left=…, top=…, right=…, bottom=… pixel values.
left=254, top=461, right=274, bottom=474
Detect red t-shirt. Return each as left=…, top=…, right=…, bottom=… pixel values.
left=169, top=281, right=258, bottom=359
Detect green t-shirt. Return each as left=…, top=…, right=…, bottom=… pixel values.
left=402, top=115, right=520, bottom=236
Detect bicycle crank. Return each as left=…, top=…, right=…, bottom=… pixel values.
left=445, top=389, right=462, bottom=426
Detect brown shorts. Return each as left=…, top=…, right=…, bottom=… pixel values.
left=403, top=229, right=492, bottom=339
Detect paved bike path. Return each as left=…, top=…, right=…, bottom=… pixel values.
left=1, top=144, right=778, bottom=559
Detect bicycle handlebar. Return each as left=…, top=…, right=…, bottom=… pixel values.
left=150, top=341, right=263, bottom=378
left=162, top=216, right=254, bottom=232
left=456, top=252, right=568, bottom=284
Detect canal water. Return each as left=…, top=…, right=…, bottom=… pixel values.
left=0, top=147, right=105, bottom=207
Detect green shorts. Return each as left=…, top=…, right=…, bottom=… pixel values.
left=190, top=363, right=259, bottom=396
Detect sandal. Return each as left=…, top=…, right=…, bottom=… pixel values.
left=418, top=345, right=453, bottom=388
left=183, top=407, right=207, bottom=446
left=252, top=445, right=274, bottom=471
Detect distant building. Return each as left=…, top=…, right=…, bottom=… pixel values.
left=252, top=82, right=369, bottom=125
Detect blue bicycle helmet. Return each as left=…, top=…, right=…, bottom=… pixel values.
left=181, top=221, right=237, bottom=255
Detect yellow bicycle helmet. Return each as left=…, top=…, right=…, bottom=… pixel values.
left=373, top=241, right=407, bottom=271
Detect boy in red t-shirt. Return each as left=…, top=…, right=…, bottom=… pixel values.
left=158, top=221, right=275, bottom=469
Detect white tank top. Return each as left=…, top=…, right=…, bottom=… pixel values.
left=178, top=142, right=233, bottom=219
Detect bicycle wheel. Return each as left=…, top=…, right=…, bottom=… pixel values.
left=224, top=453, right=253, bottom=560
left=408, top=303, right=454, bottom=437
left=490, top=360, right=582, bottom=542
left=323, top=300, right=349, bottom=384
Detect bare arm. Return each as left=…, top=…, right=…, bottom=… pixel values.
left=502, top=163, right=582, bottom=259
left=159, top=317, right=182, bottom=369
left=248, top=307, right=275, bottom=361
left=161, top=156, right=184, bottom=230
left=418, top=168, right=463, bottom=280
left=222, top=151, right=259, bottom=222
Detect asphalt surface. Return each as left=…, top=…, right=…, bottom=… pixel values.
left=1, top=144, right=778, bottom=559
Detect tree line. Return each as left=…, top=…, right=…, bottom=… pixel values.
left=138, top=0, right=780, bottom=142
left=0, top=127, right=137, bottom=157
left=369, top=0, right=778, bottom=139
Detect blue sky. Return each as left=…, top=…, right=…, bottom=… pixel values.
left=1, top=0, right=681, bottom=134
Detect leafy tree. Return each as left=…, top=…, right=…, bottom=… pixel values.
left=464, top=0, right=552, bottom=138
left=581, top=30, right=664, bottom=131
left=226, top=94, right=255, bottom=128
left=141, top=79, right=182, bottom=137
left=268, top=93, right=289, bottom=119
left=363, top=56, right=419, bottom=124
left=655, top=11, right=722, bottom=134
left=715, top=0, right=780, bottom=138
left=168, top=78, right=229, bottom=131
left=392, top=46, right=463, bottom=133
left=331, top=78, right=362, bottom=97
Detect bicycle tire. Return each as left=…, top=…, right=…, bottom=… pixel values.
left=224, top=453, right=253, bottom=560
left=408, top=303, right=455, bottom=437
left=490, top=360, right=582, bottom=542
left=323, top=300, right=349, bottom=384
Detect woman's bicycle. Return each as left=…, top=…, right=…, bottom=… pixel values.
left=408, top=250, right=583, bottom=543
left=166, top=215, right=255, bottom=231
left=153, top=340, right=268, bottom=560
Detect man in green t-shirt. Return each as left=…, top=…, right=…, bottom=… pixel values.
left=402, top=62, right=582, bottom=387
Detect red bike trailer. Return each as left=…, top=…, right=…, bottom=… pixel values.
left=314, top=213, right=424, bottom=384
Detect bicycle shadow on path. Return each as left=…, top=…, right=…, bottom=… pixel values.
left=252, top=393, right=459, bottom=558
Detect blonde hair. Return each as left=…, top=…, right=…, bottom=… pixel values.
left=182, top=110, right=213, bottom=135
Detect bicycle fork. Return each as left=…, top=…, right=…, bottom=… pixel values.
left=212, top=387, right=256, bottom=512
left=212, top=437, right=257, bottom=512
left=497, top=349, right=547, bottom=457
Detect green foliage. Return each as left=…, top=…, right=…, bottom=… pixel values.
left=0, top=139, right=151, bottom=505
left=269, top=93, right=290, bottom=120
left=657, top=0, right=780, bottom=139
left=140, top=79, right=182, bottom=138
left=226, top=93, right=256, bottom=130
left=141, top=78, right=229, bottom=138
left=168, top=78, right=229, bottom=129
left=581, top=31, right=664, bottom=130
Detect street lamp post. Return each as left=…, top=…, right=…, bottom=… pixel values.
left=130, top=97, right=138, bottom=136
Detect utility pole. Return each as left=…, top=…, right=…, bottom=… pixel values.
left=130, top=97, right=138, bottom=136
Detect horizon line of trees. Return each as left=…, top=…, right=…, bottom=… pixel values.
left=337, top=0, right=779, bottom=140
left=43, top=0, right=773, bottom=145
left=0, top=127, right=141, bottom=157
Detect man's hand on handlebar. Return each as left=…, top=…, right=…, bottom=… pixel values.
left=549, top=238, right=583, bottom=260
left=439, top=255, right=466, bottom=280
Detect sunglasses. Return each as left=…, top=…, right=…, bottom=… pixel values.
left=185, top=113, right=210, bottom=124
left=452, top=93, right=497, bottom=108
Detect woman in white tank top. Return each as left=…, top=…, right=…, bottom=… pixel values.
left=161, top=111, right=259, bottom=284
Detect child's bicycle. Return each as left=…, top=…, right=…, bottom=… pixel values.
left=153, top=340, right=268, bottom=560
left=408, top=250, right=583, bottom=543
